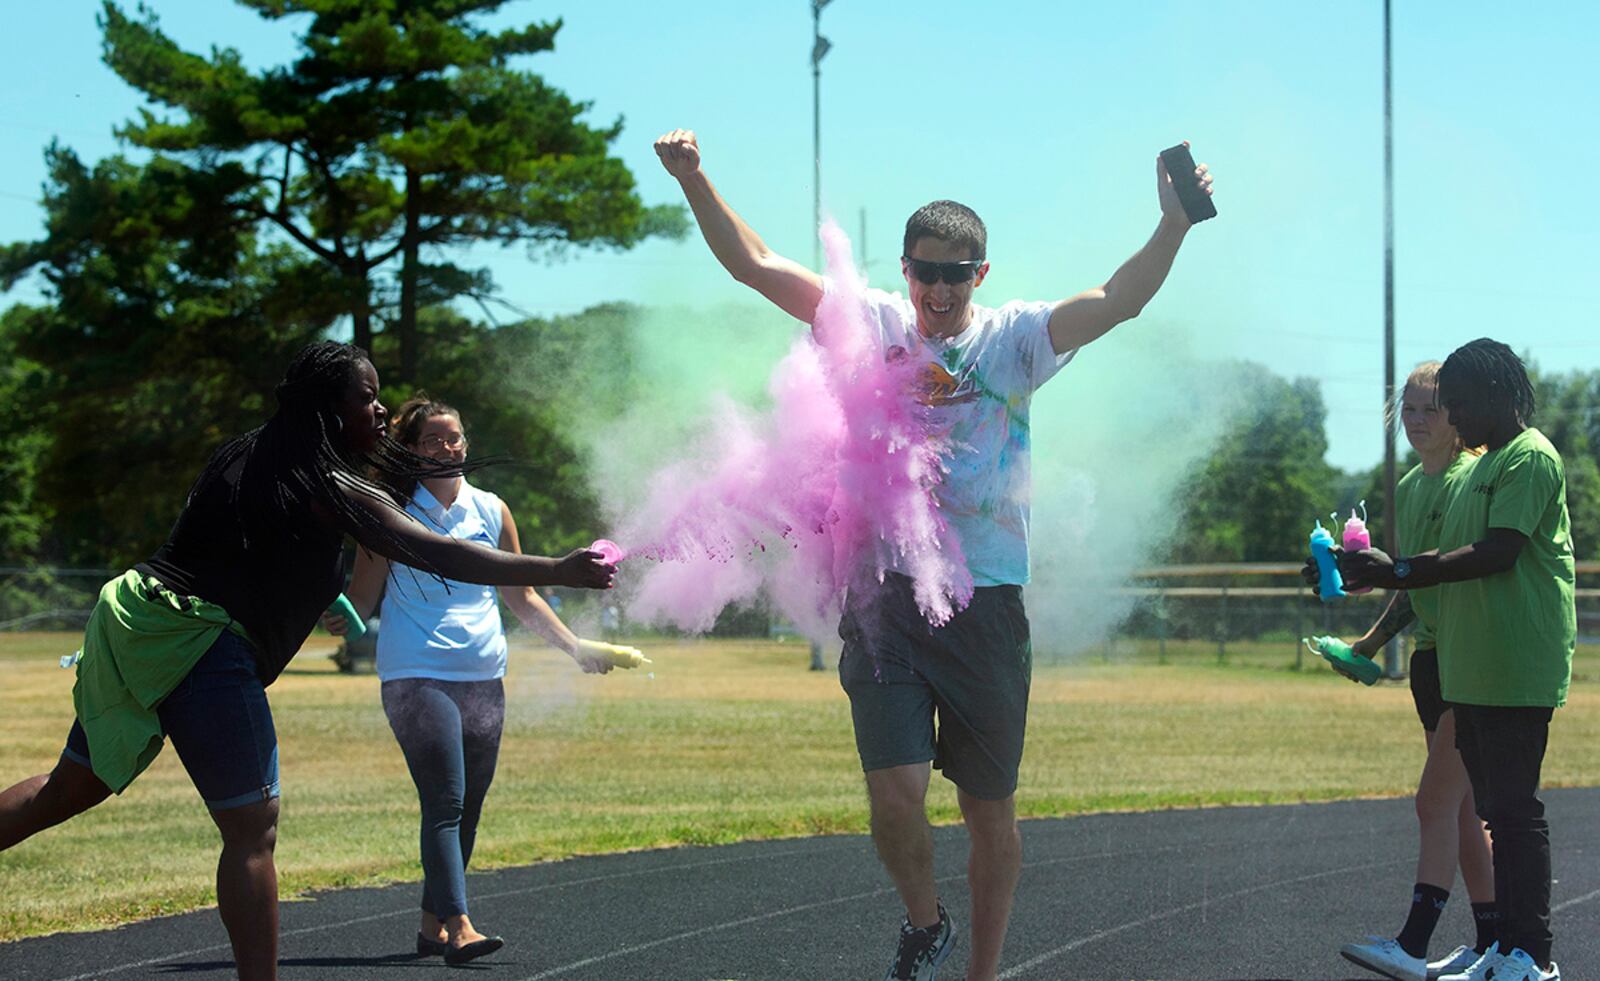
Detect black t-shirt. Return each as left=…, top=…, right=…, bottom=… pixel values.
left=138, top=443, right=346, bottom=686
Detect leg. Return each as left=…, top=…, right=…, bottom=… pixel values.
left=210, top=799, right=280, bottom=981
left=382, top=680, right=476, bottom=941
left=0, top=753, right=112, bottom=851
left=444, top=680, right=505, bottom=947
left=958, top=789, right=1021, bottom=981
left=453, top=680, right=505, bottom=881
left=158, top=631, right=284, bottom=981
left=1414, top=716, right=1464, bottom=889
left=865, top=763, right=941, bottom=929
left=1430, top=709, right=1494, bottom=903
left=1456, top=705, right=1553, bottom=967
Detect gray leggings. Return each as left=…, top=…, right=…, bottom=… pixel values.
left=381, top=677, right=505, bottom=919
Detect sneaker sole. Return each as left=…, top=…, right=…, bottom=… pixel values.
left=929, top=930, right=957, bottom=977
left=1341, top=948, right=1425, bottom=981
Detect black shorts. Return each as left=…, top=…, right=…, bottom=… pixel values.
left=1409, top=647, right=1450, bottom=732
left=837, top=572, right=1032, bottom=800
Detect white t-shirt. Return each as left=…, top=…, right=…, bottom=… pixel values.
left=860, top=288, right=1074, bottom=586
left=375, top=480, right=509, bottom=682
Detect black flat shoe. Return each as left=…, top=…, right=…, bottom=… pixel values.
left=417, top=932, right=450, bottom=957
left=444, top=935, right=505, bottom=966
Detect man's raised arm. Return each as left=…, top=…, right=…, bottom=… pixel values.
left=655, top=129, right=824, bottom=324
left=1046, top=147, right=1214, bottom=355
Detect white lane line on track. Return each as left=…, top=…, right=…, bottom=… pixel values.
left=513, top=844, right=1190, bottom=980
left=43, top=843, right=835, bottom=981
left=995, top=858, right=1405, bottom=979
left=1553, top=887, right=1600, bottom=913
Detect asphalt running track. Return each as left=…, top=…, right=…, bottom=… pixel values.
left=2, top=789, right=1596, bottom=981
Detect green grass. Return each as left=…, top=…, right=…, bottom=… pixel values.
left=1, top=631, right=1598, bottom=942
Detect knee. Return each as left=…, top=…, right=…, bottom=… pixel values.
left=966, top=810, right=1020, bottom=855
left=49, top=760, right=112, bottom=816
left=217, top=800, right=279, bottom=855
left=421, top=792, right=467, bottom=828
left=867, top=782, right=927, bottom=834
left=1482, top=799, right=1545, bottom=834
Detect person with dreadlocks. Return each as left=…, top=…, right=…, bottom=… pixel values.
left=1314, top=362, right=1495, bottom=981
left=0, top=342, right=614, bottom=981
left=1339, top=338, right=1574, bottom=981
left=321, top=393, right=642, bottom=966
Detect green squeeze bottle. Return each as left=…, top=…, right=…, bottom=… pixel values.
left=1304, top=635, right=1380, bottom=685
left=326, top=593, right=367, bottom=641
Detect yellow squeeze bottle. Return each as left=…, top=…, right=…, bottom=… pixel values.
left=606, top=645, right=650, bottom=669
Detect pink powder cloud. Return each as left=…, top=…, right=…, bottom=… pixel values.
left=615, top=221, right=973, bottom=635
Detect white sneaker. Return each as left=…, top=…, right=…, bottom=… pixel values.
left=1428, top=945, right=1481, bottom=980
left=1495, top=947, right=1560, bottom=981
left=1439, top=942, right=1505, bottom=981
left=1340, top=937, right=1426, bottom=981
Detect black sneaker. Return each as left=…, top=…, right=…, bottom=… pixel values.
left=882, top=905, right=956, bottom=980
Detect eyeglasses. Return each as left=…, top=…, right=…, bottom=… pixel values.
left=417, top=433, right=468, bottom=452
left=902, top=256, right=985, bottom=285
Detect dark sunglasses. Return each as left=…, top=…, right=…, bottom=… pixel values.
left=902, top=256, right=985, bottom=285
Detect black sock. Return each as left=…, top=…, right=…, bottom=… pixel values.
left=1471, top=901, right=1500, bottom=954
left=1396, top=883, right=1451, bottom=959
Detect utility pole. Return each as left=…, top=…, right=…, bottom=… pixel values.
left=1382, top=0, right=1401, bottom=679
left=811, top=0, right=834, bottom=271
left=859, top=206, right=868, bottom=272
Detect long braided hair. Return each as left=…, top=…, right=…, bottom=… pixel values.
left=190, top=341, right=487, bottom=576
left=1438, top=338, right=1536, bottom=428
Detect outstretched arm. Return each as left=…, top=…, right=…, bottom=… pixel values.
left=1340, top=530, right=1529, bottom=591
left=1046, top=147, right=1213, bottom=355
left=655, top=129, right=823, bottom=324
left=325, top=480, right=614, bottom=591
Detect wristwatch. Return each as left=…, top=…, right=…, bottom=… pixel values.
left=1393, top=557, right=1412, bottom=581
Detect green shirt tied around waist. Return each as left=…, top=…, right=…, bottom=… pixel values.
left=72, top=570, right=250, bottom=793
left=1395, top=452, right=1477, bottom=652
left=1435, top=428, right=1576, bottom=708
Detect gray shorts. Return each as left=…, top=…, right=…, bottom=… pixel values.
left=837, top=572, right=1032, bottom=800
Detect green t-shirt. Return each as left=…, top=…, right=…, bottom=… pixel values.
left=1435, top=428, right=1575, bottom=708
left=1395, top=452, right=1476, bottom=651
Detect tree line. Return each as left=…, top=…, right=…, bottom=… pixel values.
left=4, top=2, right=1598, bottom=625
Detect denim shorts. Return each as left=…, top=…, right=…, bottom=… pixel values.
left=63, top=629, right=280, bottom=810
left=838, top=572, right=1032, bottom=800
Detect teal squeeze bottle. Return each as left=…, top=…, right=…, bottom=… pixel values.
left=1310, top=520, right=1346, bottom=602
left=326, top=593, right=367, bottom=641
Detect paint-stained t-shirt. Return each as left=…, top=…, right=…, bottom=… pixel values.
left=860, top=288, right=1074, bottom=586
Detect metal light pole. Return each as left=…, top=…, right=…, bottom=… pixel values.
left=812, top=0, right=834, bottom=272
left=1382, top=0, right=1401, bottom=678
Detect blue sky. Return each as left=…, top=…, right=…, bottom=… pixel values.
left=2, top=1, right=1596, bottom=472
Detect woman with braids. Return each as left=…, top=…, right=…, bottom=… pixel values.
left=1340, top=338, right=1574, bottom=981
left=322, top=393, right=641, bottom=965
left=0, top=342, right=614, bottom=981
left=1326, top=362, right=1496, bottom=981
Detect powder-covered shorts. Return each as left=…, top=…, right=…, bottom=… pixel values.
left=837, top=572, right=1032, bottom=801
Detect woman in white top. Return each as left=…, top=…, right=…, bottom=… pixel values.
left=325, top=394, right=626, bottom=966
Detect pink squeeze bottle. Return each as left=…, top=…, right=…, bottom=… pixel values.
left=1342, top=502, right=1371, bottom=594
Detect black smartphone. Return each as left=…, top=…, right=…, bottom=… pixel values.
left=1159, top=142, right=1216, bottom=224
